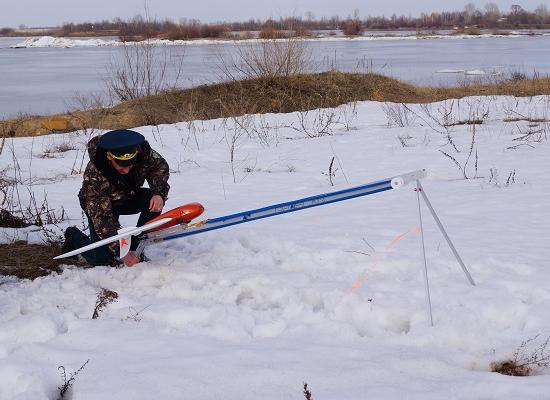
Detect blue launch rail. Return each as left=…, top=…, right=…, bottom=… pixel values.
left=143, top=169, right=427, bottom=245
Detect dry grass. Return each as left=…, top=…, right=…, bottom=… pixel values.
left=491, top=335, right=550, bottom=377
left=0, top=241, right=87, bottom=280
left=491, top=360, right=531, bottom=376
left=2, top=72, right=550, bottom=138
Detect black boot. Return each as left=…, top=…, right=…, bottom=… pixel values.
left=61, top=226, right=84, bottom=260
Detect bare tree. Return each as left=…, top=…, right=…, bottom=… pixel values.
left=104, top=40, right=185, bottom=126
left=464, top=3, right=477, bottom=24
left=511, top=5, right=524, bottom=15
left=106, top=41, right=184, bottom=102
left=485, top=2, right=501, bottom=25
left=535, top=4, right=549, bottom=22
left=218, top=37, right=313, bottom=81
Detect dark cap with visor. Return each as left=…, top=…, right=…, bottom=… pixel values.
left=99, top=129, right=145, bottom=167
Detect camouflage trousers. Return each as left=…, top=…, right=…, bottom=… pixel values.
left=72, top=188, right=162, bottom=266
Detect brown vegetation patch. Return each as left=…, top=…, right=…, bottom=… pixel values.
left=491, top=335, right=550, bottom=377
left=3, top=72, right=550, bottom=138
left=0, top=241, right=86, bottom=280
left=0, top=114, right=76, bottom=137
left=491, top=360, right=531, bottom=376
left=0, top=209, right=30, bottom=228
left=451, top=27, right=481, bottom=35
left=447, top=119, right=485, bottom=126
left=504, top=117, right=549, bottom=123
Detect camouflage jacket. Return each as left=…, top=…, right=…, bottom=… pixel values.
left=78, top=136, right=170, bottom=242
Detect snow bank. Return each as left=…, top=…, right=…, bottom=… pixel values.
left=10, top=31, right=550, bottom=48
left=1, top=96, right=549, bottom=399
left=9, top=36, right=118, bottom=48
left=436, top=67, right=504, bottom=76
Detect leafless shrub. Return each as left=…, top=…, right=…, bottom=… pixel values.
left=509, top=70, right=528, bottom=81
left=288, top=108, right=338, bottom=138
left=24, top=189, right=66, bottom=226
left=106, top=6, right=185, bottom=104
left=42, top=141, right=77, bottom=156
left=439, top=124, right=479, bottom=179
left=2, top=140, right=66, bottom=231
left=488, top=168, right=517, bottom=187
left=92, top=288, right=119, bottom=319
left=506, top=170, right=516, bottom=186
left=170, top=158, right=201, bottom=174
left=420, top=100, right=457, bottom=131
left=463, top=97, right=491, bottom=124
left=345, top=237, right=376, bottom=257
left=0, top=166, right=13, bottom=207
left=491, top=335, right=550, bottom=376
left=224, top=113, right=284, bottom=147
left=322, top=156, right=338, bottom=186
left=406, top=98, right=490, bottom=153
left=121, top=305, right=150, bottom=323
left=341, top=16, right=364, bottom=36
left=337, top=101, right=359, bottom=131
left=218, top=37, right=313, bottom=80
left=502, top=96, right=548, bottom=125
left=508, top=123, right=548, bottom=148
left=105, top=40, right=185, bottom=125
left=249, top=115, right=282, bottom=146
left=397, top=134, right=414, bottom=147
left=398, top=101, right=460, bottom=151
left=108, top=41, right=165, bottom=101
left=69, top=149, right=87, bottom=176
left=382, top=102, right=416, bottom=127
left=303, top=382, right=314, bottom=400
left=354, top=56, right=380, bottom=74
left=222, top=119, right=247, bottom=184
left=64, top=93, right=111, bottom=174
left=217, top=101, right=285, bottom=181
left=175, top=119, right=208, bottom=151
left=57, top=359, right=90, bottom=400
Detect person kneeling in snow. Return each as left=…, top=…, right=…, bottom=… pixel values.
left=62, top=129, right=170, bottom=267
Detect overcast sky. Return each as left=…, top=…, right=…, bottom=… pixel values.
left=3, top=0, right=548, bottom=28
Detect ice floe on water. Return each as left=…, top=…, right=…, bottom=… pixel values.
left=10, top=31, right=550, bottom=48
left=436, top=66, right=505, bottom=76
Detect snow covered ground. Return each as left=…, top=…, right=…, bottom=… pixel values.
left=1, top=96, right=549, bottom=399
left=10, top=31, right=550, bottom=48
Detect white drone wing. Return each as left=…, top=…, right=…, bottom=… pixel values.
left=54, top=217, right=172, bottom=260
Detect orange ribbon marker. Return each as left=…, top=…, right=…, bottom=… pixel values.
left=348, top=227, right=420, bottom=292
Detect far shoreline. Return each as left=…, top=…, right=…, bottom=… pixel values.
left=7, top=29, right=550, bottom=49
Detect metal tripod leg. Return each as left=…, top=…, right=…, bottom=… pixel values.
left=416, top=181, right=434, bottom=326
left=416, top=180, right=476, bottom=286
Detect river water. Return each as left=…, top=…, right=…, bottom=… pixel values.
left=1, top=35, right=549, bottom=118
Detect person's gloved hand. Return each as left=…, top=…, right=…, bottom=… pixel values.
left=122, top=251, right=140, bottom=267
left=149, top=195, right=164, bottom=212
